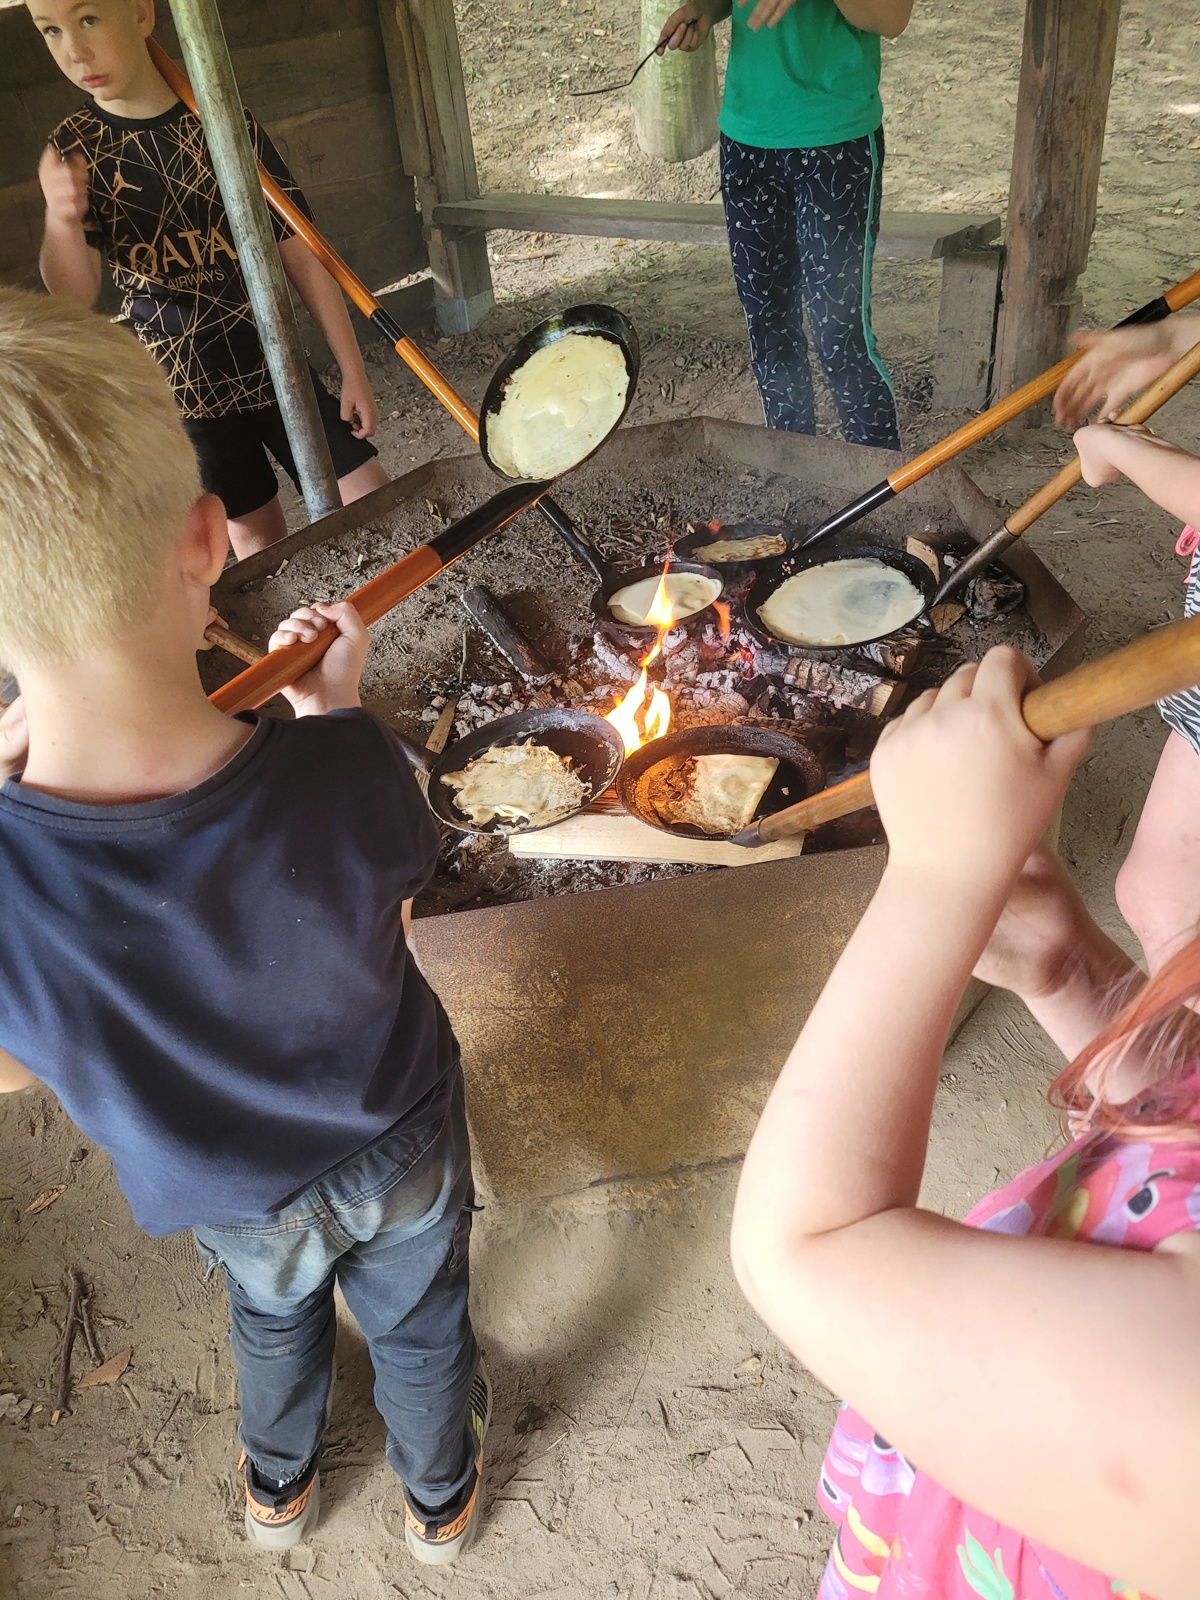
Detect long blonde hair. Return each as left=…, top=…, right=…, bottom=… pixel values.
left=0, top=287, right=200, bottom=672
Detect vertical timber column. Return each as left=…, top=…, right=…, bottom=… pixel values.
left=994, top=0, right=1120, bottom=418
left=169, top=0, right=341, bottom=518
left=376, top=0, right=494, bottom=335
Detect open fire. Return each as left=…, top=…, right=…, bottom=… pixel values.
left=604, top=561, right=677, bottom=754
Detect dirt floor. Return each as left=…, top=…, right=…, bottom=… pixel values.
left=5, top=2, right=1200, bottom=1596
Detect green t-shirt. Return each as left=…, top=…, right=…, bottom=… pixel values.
left=719, top=0, right=883, bottom=150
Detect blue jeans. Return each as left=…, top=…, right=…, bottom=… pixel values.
left=193, top=1066, right=478, bottom=1510
left=720, top=129, right=901, bottom=450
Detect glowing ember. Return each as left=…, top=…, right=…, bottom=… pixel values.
left=605, top=558, right=678, bottom=752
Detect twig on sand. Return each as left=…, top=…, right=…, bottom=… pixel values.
left=50, top=1270, right=83, bottom=1424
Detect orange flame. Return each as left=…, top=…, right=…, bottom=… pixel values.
left=605, top=558, right=677, bottom=752
left=712, top=599, right=731, bottom=644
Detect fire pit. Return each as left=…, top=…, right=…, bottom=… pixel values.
left=207, top=419, right=1084, bottom=1200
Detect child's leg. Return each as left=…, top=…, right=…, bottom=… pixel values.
left=336, top=1068, right=479, bottom=1516
left=191, top=1234, right=337, bottom=1485
left=338, top=457, right=389, bottom=503
left=793, top=128, right=901, bottom=451
left=1116, top=729, right=1200, bottom=971
left=719, top=134, right=815, bottom=433
left=228, top=497, right=288, bottom=560
left=183, top=413, right=288, bottom=560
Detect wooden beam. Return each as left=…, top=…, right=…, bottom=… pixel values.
left=376, top=0, right=493, bottom=333
left=432, top=192, right=1001, bottom=260
left=994, top=0, right=1120, bottom=413
left=508, top=808, right=806, bottom=867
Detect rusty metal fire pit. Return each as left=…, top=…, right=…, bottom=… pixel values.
left=208, top=419, right=1084, bottom=1201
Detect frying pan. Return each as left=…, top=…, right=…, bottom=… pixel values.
left=742, top=331, right=1200, bottom=666
left=797, top=264, right=1200, bottom=552
left=479, top=303, right=640, bottom=485
left=674, top=520, right=807, bottom=577
left=616, top=723, right=826, bottom=842
left=397, top=706, right=625, bottom=837
left=147, top=37, right=586, bottom=564
left=745, top=545, right=938, bottom=660
left=593, top=558, right=726, bottom=651
left=731, top=609, right=1200, bottom=848
left=210, top=319, right=641, bottom=714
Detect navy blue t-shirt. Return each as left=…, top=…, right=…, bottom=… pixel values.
left=0, top=710, right=453, bottom=1235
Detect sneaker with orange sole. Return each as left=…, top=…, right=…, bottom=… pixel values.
left=403, top=1361, right=492, bottom=1566
left=240, top=1451, right=320, bottom=1549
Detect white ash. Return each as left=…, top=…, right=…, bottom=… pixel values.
left=591, top=634, right=642, bottom=683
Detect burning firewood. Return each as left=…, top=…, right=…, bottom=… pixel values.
left=781, top=658, right=907, bottom=718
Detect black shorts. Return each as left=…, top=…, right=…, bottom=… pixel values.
left=183, top=370, right=378, bottom=519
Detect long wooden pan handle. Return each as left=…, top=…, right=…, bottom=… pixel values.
left=799, top=267, right=1200, bottom=550
left=148, top=38, right=480, bottom=438
left=209, top=480, right=549, bottom=714
left=929, top=335, right=1200, bottom=607
left=734, top=613, right=1200, bottom=846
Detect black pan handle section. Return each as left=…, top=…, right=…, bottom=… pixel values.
left=797, top=480, right=897, bottom=551
left=425, top=479, right=553, bottom=566
left=1117, top=295, right=1171, bottom=328
left=460, top=584, right=556, bottom=686
left=391, top=729, right=433, bottom=774
left=535, top=494, right=610, bottom=581
left=929, top=522, right=1018, bottom=608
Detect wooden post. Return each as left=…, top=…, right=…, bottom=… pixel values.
left=994, top=0, right=1120, bottom=417
left=631, top=0, right=719, bottom=163
left=376, top=0, right=494, bottom=335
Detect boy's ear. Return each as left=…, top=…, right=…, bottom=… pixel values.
left=179, top=493, right=229, bottom=587
left=136, top=0, right=155, bottom=40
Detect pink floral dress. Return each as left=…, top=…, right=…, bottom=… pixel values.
left=816, top=1119, right=1200, bottom=1600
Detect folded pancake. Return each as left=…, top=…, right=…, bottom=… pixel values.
left=759, top=558, right=923, bottom=647
left=487, top=333, right=629, bottom=481
left=655, top=752, right=779, bottom=836
left=608, top=571, right=722, bottom=627
left=442, top=741, right=587, bottom=828
left=692, top=533, right=788, bottom=563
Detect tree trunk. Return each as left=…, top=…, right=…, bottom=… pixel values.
left=632, top=0, right=720, bottom=163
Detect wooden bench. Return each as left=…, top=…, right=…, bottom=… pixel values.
left=431, top=193, right=1003, bottom=412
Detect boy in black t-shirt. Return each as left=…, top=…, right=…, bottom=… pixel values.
left=30, top=0, right=389, bottom=558
left=0, top=287, right=487, bottom=1565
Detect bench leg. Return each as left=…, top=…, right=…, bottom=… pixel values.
left=426, top=225, right=494, bottom=335
left=933, top=246, right=1004, bottom=412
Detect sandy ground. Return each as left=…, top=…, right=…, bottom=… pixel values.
left=5, top=2, right=1200, bottom=1596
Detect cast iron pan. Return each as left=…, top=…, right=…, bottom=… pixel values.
left=744, top=544, right=938, bottom=660
left=616, top=724, right=826, bottom=841
left=397, top=706, right=625, bottom=837
left=479, top=303, right=640, bottom=485
left=674, top=519, right=808, bottom=578
left=594, top=557, right=726, bottom=652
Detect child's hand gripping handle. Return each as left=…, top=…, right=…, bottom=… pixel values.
left=733, top=614, right=1200, bottom=846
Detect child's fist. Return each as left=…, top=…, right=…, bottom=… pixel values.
left=269, top=601, right=369, bottom=716
left=38, top=146, right=89, bottom=227
left=1073, top=421, right=1152, bottom=487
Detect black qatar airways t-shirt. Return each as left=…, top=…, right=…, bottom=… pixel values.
left=50, top=99, right=313, bottom=418
left=0, top=711, right=454, bottom=1235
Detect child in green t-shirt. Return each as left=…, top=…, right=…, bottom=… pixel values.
left=660, top=0, right=912, bottom=449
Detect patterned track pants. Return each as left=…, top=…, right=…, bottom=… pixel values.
left=720, top=128, right=901, bottom=450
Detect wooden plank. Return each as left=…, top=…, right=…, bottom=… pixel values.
left=266, top=94, right=406, bottom=190
left=430, top=192, right=1001, bottom=258
left=994, top=0, right=1120, bottom=407
left=0, top=179, right=47, bottom=284
left=229, top=27, right=392, bottom=124
left=377, top=0, right=491, bottom=331
left=933, top=247, right=1004, bottom=412
left=508, top=808, right=806, bottom=867
left=0, top=82, right=88, bottom=192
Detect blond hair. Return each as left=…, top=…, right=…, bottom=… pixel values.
left=0, top=287, right=200, bottom=671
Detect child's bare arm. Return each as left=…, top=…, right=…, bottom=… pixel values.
left=267, top=600, right=369, bottom=718
left=1075, top=422, right=1200, bottom=527
left=37, top=147, right=102, bottom=305
left=0, top=1047, right=37, bottom=1094
left=278, top=237, right=378, bottom=442
left=1055, top=316, right=1200, bottom=429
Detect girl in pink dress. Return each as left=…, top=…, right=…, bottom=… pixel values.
left=731, top=646, right=1200, bottom=1600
